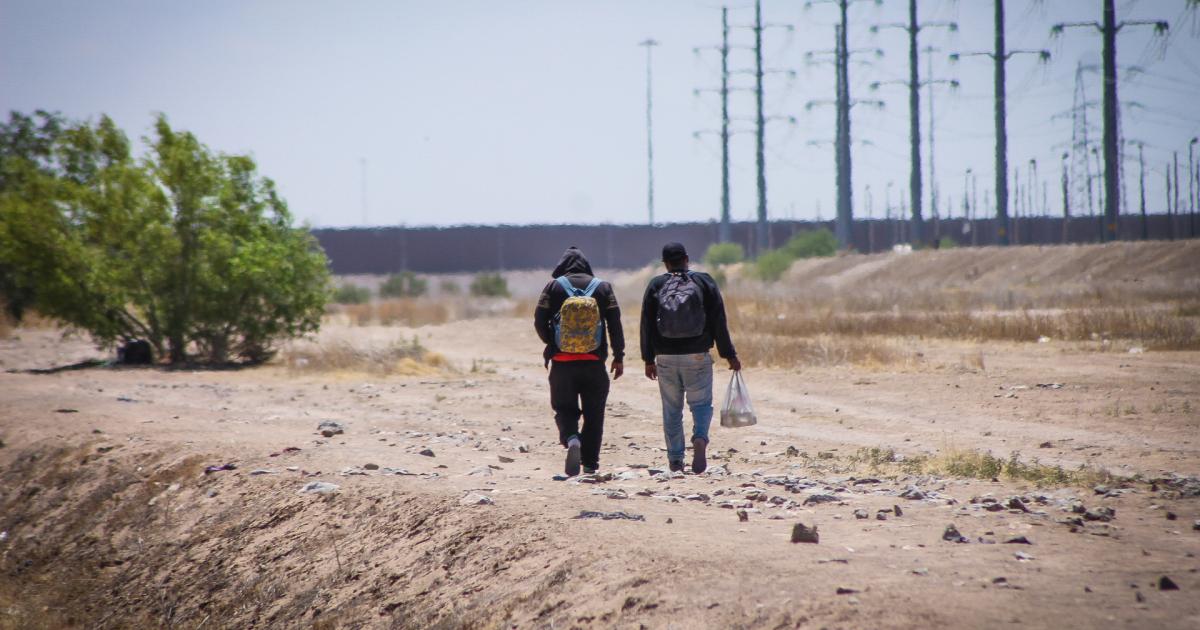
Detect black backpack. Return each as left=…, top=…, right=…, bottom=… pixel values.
left=656, top=271, right=706, bottom=338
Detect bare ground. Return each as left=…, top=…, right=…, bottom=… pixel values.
left=2, top=244, right=1200, bottom=629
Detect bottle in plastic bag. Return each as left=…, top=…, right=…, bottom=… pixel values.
left=720, top=371, right=757, bottom=428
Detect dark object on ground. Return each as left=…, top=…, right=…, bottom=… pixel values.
left=418, top=448, right=435, bottom=457
left=893, top=504, right=903, bottom=517
left=317, top=420, right=345, bottom=437
left=1004, top=536, right=1033, bottom=545
left=1159, top=576, right=1179, bottom=591
left=943, top=524, right=969, bottom=543
left=737, top=509, right=749, bottom=522
left=117, top=339, right=153, bottom=365
left=575, top=510, right=645, bottom=522
left=15, top=359, right=106, bottom=375
left=835, top=587, right=859, bottom=595
left=790, top=522, right=819, bottom=544
left=204, top=463, right=237, bottom=474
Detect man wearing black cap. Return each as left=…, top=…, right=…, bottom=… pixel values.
left=640, top=242, right=740, bottom=473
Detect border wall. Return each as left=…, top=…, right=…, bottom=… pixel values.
left=313, top=214, right=1197, bottom=274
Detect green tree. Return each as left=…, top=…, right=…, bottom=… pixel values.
left=704, top=242, right=745, bottom=267
left=0, top=112, right=330, bottom=364
left=379, top=271, right=428, bottom=298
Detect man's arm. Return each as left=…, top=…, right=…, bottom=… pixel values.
left=533, top=281, right=557, bottom=346
left=639, top=279, right=658, bottom=366
left=706, top=278, right=738, bottom=363
left=600, top=283, right=624, bottom=362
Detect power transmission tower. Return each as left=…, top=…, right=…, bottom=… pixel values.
left=694, top=9, right=738, bottom=243
left=872, top=0, right=956, bottom=247
left=1053, top=1, right=1170, bottom=242
left=699, top=4, right=792, bottom=252
left=639, top=38, right=659, bottom=225
left=952, top=0, right=1049, bottom=246
left=806, top=0, right=881, bottom=250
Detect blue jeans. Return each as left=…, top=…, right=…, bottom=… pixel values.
left=655, top=352, right=714, bottom=462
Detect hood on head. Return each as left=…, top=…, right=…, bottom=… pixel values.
left=551, top=246, right=594, bottom=278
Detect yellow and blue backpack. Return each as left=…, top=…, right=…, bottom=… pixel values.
left=553, top=276, right=604, bottom=353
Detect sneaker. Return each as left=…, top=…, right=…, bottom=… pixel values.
left=668, top=459, right=684, bottom=473
left=583, top=465, right=598, bottom=474
left=565, top=437, right=582, bottom=477
left=692, top=438, right=708, bottom=474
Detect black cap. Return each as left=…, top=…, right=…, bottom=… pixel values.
left=661, top=242, right=688, bottom=263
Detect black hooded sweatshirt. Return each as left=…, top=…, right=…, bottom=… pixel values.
left=534, top=247, right=625, bottom=367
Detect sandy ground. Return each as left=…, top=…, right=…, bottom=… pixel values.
left=1, top=313, right=1198, bottom=629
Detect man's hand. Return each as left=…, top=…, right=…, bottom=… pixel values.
left=728, top=357, right=742, bottom=372
left=610, top=360, right=624, bottom=380
left=644, top=362, right=657, bottom=380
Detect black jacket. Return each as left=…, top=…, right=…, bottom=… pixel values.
left=639, top=270, right=737, bottom=363
left=534, top=247, right=625, bottom=367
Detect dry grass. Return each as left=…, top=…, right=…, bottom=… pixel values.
left=328, top=297, right=519, bottom=327
left=849, top=446, right=1117, bottom=488
left=726, top=298, right=1200, bottom=350
left=278, top=337, right=449, bottom=376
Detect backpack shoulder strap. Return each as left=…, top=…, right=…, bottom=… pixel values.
left=555, top=275, right=580, bottom=296
left=581, top=277, right=602, bottom=297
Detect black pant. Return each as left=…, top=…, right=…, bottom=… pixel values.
left=549, top=360, right=610, bottom=469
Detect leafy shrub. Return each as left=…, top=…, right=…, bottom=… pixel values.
left=937, top=236, right=958, bottom=249
left=783, top=228, right=837, bottom=259
left=752, top=249, right=795, bottom=282
left=704, top=242, right=745, bottom=267
left=333, top=283, right=372, bottom=304
left=379, top=271, right=428, bottom=298
left=0, top=111, right=330, bottom=364
left=470, top=272, right=510, bottom=297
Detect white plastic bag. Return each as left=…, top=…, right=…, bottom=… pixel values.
left=720, top=371, right=757, bottom=428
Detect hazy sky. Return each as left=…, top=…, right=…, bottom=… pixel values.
left=2, top=0, right=1198, bottom=228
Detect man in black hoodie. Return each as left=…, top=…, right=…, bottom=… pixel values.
left=534, top=247, right=625, bottom=476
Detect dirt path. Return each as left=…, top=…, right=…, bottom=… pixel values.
left=1, top=320, right=1198, bottom=628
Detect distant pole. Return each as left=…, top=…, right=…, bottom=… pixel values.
left=754, top=0, right=769, bottom=254
left=1166, top=164, right=1174, bottom=241
left=1174, top=151, right=1181, bottom=240
left=1138, top=143, right=1147, bottom=240
left=834, top=21, right=853, bottom=250
left=926, top=45, right=939, bottom=241
left=1061, top=153, right=1070, bottom=243
left=1100, top=0, right=1119, bottom=240
left=1190, top=137, right=1197, bottom=238
left=640, top=38, right=659, bottom=225
left=994, top=0, right=1008, bottom=246
left=719, top=8, right=732, bottom=243
left=360, top=157, right=368, bottom=226
left=907, top=0, right=923, bottom=246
